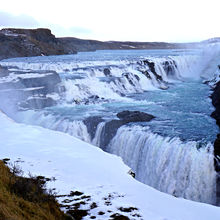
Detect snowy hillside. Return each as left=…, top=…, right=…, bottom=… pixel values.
left=0, top=111, right=219, bottom=220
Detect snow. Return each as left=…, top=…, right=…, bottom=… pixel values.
left=0, top=111, right=220, bottom=220
left=0, top=72, right=54, bottom=83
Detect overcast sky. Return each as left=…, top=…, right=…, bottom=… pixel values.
left=0, top=0, right=219, bottom=42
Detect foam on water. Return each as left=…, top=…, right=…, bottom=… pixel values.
left=2, top=47, right=220, bottom=205
left=107, top=125, right=216, bottom=204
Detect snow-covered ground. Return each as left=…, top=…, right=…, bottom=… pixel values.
left=0, top=111, right=219, bottom=219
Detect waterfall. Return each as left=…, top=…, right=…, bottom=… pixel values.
left=1, top=54, right=199, bottom=105
left=107, top=125, right=216, bottom=204
left=3, top=50, right=218, bottom=205
left=15, top=110, right=91, bottom=142
left=92, top=122, right=106, bottom=146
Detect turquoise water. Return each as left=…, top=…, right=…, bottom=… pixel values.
left=45, top=79, right=218, bottom=143
left=3, top=49, right=219, bottom=204
left=4, top=48, right=218, bottom=144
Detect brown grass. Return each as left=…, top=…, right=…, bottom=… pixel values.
left=0, top=160, right=71, bottom=220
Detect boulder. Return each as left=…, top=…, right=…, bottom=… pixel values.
left=117, top=110, right=155, bottom=123
left=103, top=68, right=111, bottom=76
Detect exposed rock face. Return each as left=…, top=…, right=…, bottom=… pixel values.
left=211, top=81, right=220, bottom=126
left=99, top=120, right=125, bottom=149
left=0, top=28, right=77, bottom=60
left=143, top=60, right=163, bottom=82
left=214, top=135, right=220, bottom=206
left=99, top=111, right=155, bottom=149
left=83, top=116, right=104, bottom=140
left=117, top=110, right=155, bottom=122
left=210, top=80, right=220, bottom=206
left=0, top=66, right=63, bottom=112
left=103, top=68, right=111, bottom=76
left=214, top=134, right=220, bottom=172
left=162, top=60, right=177, bottom=77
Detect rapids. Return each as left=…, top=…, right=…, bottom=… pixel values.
left=1, top=47, right=219, bottom=204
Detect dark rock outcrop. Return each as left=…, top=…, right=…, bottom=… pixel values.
left=99, top=120, right=125, bottom=148
left=214, top=135, right=220, bottom=206
left=214, top=134, right=220, bottom=172
left=83, top=116, right=104, bottom=140
left=117, top=110, right=155, bottom=122
left=0, top=66, right=63, bottom=112
left=99, top=111, right=155, bottom=149
left=210, top=80, right=220, bottom=206
left=0, top=28, right=77, bottom=60
left=143, top=60, right=163, bottom=81
left=103, top=68, right=111, bottom=76
left=162, top=60, right=177, bottom=77
left=211, top=81, right=220, bottom=126
left=122, top=73, right=136, bottom=86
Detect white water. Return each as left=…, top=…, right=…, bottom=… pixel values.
left=15, top=110, right=91, bottom=142
left=2, top=48, right=220, bottom=205
left=1, top=54, right=200, bottom=104
left=107, top=125, right=216, bottom=204
left=60, top=55, right=201, bottom=103
left=92, top=122, right=105, bottom=146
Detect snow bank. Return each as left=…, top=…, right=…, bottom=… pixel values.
left=0, top=111, right=219, bottom=220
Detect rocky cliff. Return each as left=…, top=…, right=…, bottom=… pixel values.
left=0, top=28, right=77, bottom=60
left=210, top=80, right=220, bottom=205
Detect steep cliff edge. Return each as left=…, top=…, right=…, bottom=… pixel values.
left=210, top=81, right=220, bottom=205
left=0, top=28, right=77, bottom=60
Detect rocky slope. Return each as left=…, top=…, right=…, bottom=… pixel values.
left=0, top=28, right=77, bottom=60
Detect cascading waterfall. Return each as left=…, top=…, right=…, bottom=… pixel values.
left=1, top=54, right=199, bottom=105
left=92, top=122, right=106, bottom=146
left=15, top=110, right=91, bottom=142
left=60, top=55, right=199, bottom=104
left=2, top=49, right=218, bottom=205
left=107, top=125, right=216, bottom=204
